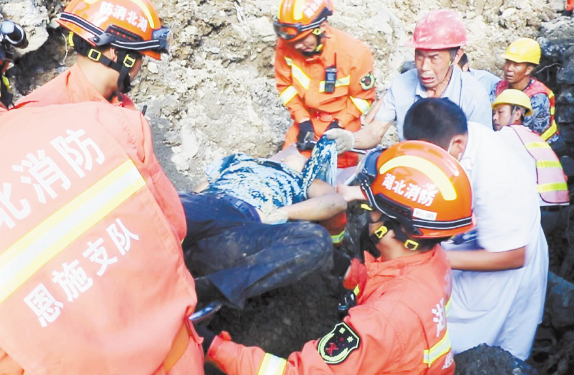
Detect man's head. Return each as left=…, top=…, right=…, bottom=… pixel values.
left=404, top=98, right=468, bottom=159
left=58, top=0, right=171, bottom=97
left=407, top=9, right=467, bottom=89
left=274, top=0, right=333, bottom=55
left=492, top=89, right=533, bottom=131
left=357, top=141, right=474, bottom=257
left=501, top=38, right=540, bottom=84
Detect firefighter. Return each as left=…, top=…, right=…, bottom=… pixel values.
left=0, top=101, right=204, bottom=374
left=325, top=9, right=492, bottom=155
left=493, top=38, right=562, bottom=145
left=274, top=0, right=376, bottom=168
left=196, top=141, right=476, bottom=375
left=492, top=89, right=569, bottom=235
left=15, top=0, right=170, bottom=110
left=0, top=19, right=28, bottom=109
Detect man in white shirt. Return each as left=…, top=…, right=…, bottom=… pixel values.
left=403, top=98, right=548, bottom=360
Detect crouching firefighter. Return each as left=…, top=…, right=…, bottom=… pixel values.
left=274, top=0, right=376, bottom=168
left=16, top=0, right=170, bottom=110
left=195, top=141, right=475, bottom=375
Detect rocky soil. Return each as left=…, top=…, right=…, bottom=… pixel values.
left=3, top=0, right=574, bottom=374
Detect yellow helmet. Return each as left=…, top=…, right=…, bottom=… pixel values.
left=492, top=89, right=533, bottom=116
left=501, top=38, right=541, bottom=65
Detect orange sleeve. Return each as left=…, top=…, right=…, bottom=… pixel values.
left=0, top=347, right=24, bottom=375
left=336, top=44, right=376, bottom=127
left=275, top=43, right=311, bottom=123
left=342, top=258, right=367, bottom=290
left=208, top=306, right=401, bottom=375
left=137, top=113, right=187, bottom=242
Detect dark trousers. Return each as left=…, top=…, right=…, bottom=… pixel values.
left=180, top=193, right=333, bottom=308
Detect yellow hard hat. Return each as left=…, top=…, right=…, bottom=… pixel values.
left=501, top=38, right=541, bottom=65
left=492, top=89, right=533, bottom=116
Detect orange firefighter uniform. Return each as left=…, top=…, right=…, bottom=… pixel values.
left=0, top=102, right=202, bottom=374
left=277, top=26, right=376, bottom=168
left=15, top=63, right=136, bottom=110
left=207, top=246, right=455, bottom=375
left=13, top=63, right=185, bottom=242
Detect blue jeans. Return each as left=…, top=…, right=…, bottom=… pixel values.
left=180, top=193, right=333, bottom=308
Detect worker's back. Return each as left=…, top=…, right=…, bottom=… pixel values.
left=0, top=102, right=202, bottom=374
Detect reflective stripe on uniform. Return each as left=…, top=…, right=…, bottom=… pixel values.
left=538, top=182, right=568, bottom=193
left=540, top=121, right=558, bottom=141
left=350, top=97, right=371, bottom=114
left=330, top=230, right=345, bottom=244
left=285, top=57, right=310, bottom=90
left=525, top=141, right=551, bottom=150
left=0, top=160, right=145, bottom=304
left=352, top=285, right=360, bottom=296
left=423, top=329, right=451, bottom=367
left=319, top=75, right=351, bottom=92
left=536, top=160, right=563, bottom=169
left=280, top=86, right=298, bottom=105
left=445, top=297, right=451, bottom=316
left=257, top=353, right=287, bottom=375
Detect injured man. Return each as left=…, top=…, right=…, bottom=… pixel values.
left=181, top=138, right=347, bottom=309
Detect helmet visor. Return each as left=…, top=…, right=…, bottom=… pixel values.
left=273, top=19, right=306, bottom=41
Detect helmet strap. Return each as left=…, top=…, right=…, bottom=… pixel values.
left=0, top=68, right=13, bottom=108
left=369, top=219, right=420, bottom=251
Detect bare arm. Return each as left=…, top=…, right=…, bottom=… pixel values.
left=353, top=120, right=393, bottom=149
left=445, top=247, right=526, bottom=271
left=278, top=180, right=347, bottom=221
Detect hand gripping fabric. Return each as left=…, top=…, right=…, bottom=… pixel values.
left=359, top=141, right=474, bottom=239
left=406, top=9, right=467, bottom=50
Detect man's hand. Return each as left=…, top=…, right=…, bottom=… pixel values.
left=296, top=120, right=315, bottom=151
left=260, top=208, right=289, bottom=225
left=324, top=128, right=355, bottom=154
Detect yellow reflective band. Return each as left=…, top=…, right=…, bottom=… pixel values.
left=536, top=160, right=563, bottom=169
left=67, top=32, right=75, bottom=47
left=293, top=0, right=306, bottom=21
left=258, top=353, right=287, bottom=375
left=360, top=203, right=373, bottom=211
left=540, top=122, right=558, bottom=141
left=331, top=230, right=345, bottom=244
left=549, top=91, right=555, bottom=99
left=525, top=141, right=551, bottom=150
left=353, top=285, right=360, bottom=296
left=445, top=297, right=451, bottom=316
left=350, top=97, right=371, bottom=114
left=551, top=107, right=556, bottom=115
left=2, top=76, right=11, bottom=91
left=319, top=76, right=351, bottom=92
left=0, top=160, right=145, bottom=304
left=285, top=57, right=293, bottom=66
left=128, top=0, right=156, bottom=28
left=280, top=86, right=298, bottom=105
left=379, top=155, right=457, bottom=201
left=291, top=65, right=310, bottom=90
left=423, top=330, right=451, bottom=367
left=538, top=182, right=568, bottom=193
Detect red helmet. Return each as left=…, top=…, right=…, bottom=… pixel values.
left=58, top=0, right=170, bottom=60
left=358, top=141, right=474, bottom=239
left=406, top=9, right=467, bottom=50
left=274, top=0, right=333, bottom=42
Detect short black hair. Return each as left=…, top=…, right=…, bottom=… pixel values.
left=458, top=53, right=469, bottom=68
left=399, top=60, right=416, bottom=74
left=403, top=98, right=468, bottom=150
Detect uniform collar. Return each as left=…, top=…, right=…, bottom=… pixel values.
left=415, top=66, right=461, bottom=99
left=364, top=246, right=439, bottom=280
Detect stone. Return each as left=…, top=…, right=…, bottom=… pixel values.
left=545, top=272, right=574, bottom=329
left=454, top=344, right=539, bottom=375
left=147, top=62, right=159, bottom=74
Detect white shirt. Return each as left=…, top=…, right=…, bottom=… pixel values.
left=445, top=122, right=548, bottom=360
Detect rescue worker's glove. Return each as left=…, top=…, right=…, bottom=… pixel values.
left=296, top=120, right=316, bottom=151
left=194, top=324, right=216, bottom=355
left=324, top=128, right=355, bottom=154
left=326, top=119, right=342, bottom=131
